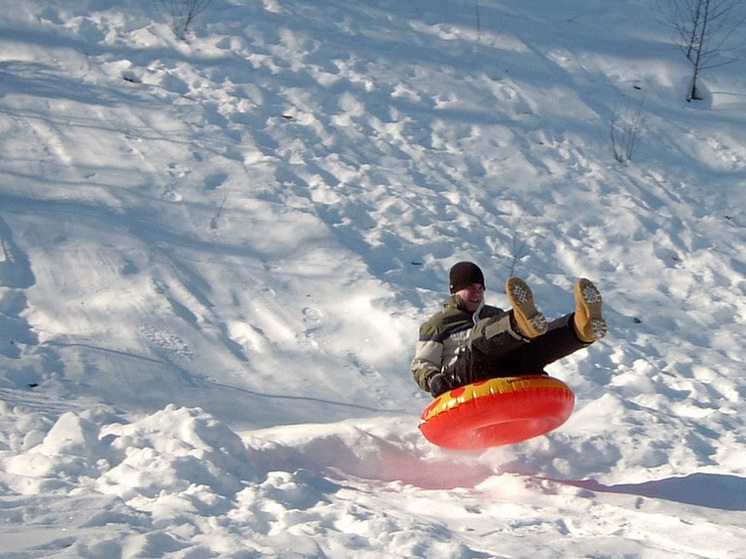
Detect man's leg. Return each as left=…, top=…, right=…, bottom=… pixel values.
left=454, top=277, right=550, bottom=385
left=472, top=314, right=589, bottom=379
left=453, top=312, right=528, bottom=385
left=471, top=278, right=607, bottom=381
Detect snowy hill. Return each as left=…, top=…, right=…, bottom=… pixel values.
left=1, top=0, right=745, bottom=556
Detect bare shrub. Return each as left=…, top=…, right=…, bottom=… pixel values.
left=610, top=95, right=647, bottom=164
left=664, top=0, right=746, bottom=101
left=157, top=0, right=213, bottom=40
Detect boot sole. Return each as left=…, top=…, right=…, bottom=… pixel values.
left=506, top=277, right=548, bottom=338
left=575, top=278, right=607, bottom=340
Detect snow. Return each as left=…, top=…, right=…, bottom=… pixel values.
left=1, top=0, right=745, bottom=556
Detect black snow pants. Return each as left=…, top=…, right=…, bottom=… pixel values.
left=448, top=312, right=590, bottom=386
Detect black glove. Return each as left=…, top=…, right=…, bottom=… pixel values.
left=429, top=373, right=452, bottom=397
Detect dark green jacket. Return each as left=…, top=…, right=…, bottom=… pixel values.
left=410, top=295, right=506, bottom=391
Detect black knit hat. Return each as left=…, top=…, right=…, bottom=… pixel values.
left=449, top=261, right=485, bottom=293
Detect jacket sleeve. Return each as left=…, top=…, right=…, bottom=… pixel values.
left=409, top=326, right=444, bottom=392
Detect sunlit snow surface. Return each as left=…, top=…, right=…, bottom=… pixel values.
left=1, top=0, right=745, bottom=556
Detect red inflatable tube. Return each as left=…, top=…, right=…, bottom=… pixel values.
left=419, top=375, right=575, bottom=450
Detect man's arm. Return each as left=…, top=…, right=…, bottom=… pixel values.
left=410, top=337, right=443, bottom=392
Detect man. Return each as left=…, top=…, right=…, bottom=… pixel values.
left=410, top=261, right=607, bottom=397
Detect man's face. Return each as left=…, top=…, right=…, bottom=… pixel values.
left=454, top=283, right=484, bottom=312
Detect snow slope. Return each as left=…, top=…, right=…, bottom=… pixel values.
left=1, top=0, right=745, bottom=556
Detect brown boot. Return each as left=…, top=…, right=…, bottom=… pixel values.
left=573, top=278, right=607, bottom=342
left=506, top=276, right=548, bottom=339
